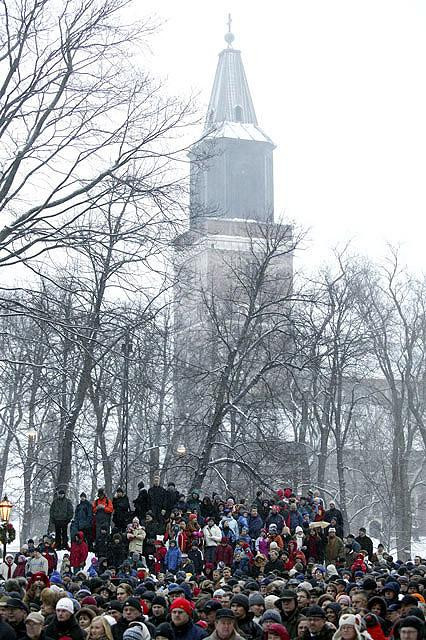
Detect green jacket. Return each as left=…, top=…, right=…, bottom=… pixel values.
left=50, top=496, right=74, bottom=523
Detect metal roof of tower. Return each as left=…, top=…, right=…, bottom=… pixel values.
left=204, top=17, right=274, bottom=146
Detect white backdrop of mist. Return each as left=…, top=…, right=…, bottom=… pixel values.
left=130, top=0, right=426, bottom=272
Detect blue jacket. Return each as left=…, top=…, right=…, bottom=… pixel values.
left=75, top=499, right=93, bottom=529
left=164, top=546, right=182, bottom=572
left=289, top=510, right=303, bottom=530
left=171, top=621, right=207, bottom=640
left=248, top=515, right=263, bottom=539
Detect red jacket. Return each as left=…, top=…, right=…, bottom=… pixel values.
left=215, top=543, right=233, bottom=566
left=70, top=532, right=88, bottom=568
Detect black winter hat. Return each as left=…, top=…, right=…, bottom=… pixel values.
left=305, top=605, right=326, bottom=619
left=152, top=596, right=168, bottom=608
left=216, top=608, right=235, bottom=620
left=107, top=600, right=123, bottom=613
left=362, top=577, right=377, bottom=591
left=230, top=594, right=249, bottom=612
left=398, top=616, right=425, bottom=633
left=278, top=589, right=298, bottom=601
left=123, top=598, right=142, bottom=612
left=204, top=599, right=223, bottom=613
left=154, top=623, right=174, bottom=640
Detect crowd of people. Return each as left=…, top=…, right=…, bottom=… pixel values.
left=0, top=478, right=425, bottom=640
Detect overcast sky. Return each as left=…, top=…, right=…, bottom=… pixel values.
left=136, top=1, right=426, bottom=270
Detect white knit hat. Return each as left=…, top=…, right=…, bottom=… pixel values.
left=56, top=598, right=74, bottom=614
left=339, top=614, right=362, bottom=629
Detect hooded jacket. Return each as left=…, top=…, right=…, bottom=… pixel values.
left=70, top=531, right=88, bottom=568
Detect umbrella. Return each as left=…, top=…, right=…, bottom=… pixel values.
left=309, top=520, right=329, bottom=529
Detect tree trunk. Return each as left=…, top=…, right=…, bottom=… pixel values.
left=317, top=426, right=329, bottom=488
left=56, top=352, right=94, bottom=490
left=335, top=444, right=349, bottom=535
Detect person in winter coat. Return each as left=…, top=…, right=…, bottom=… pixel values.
left=203, top=517, right=222, bottom=564
left=324, top=528, right=344, bottom=565
left=200, top=497, right=216, bottom=520
left=305, top=528, right=325, bottom=562
left=186, top=491, right=202, bottom=516
left=107, top=532, right=127, bottom=569
left=95, top=527, right=110, bottom=558
left=355, top=528, right=374, bottom=561
left=113, top=488, right=131, bottom=532
left=70, top=531, right=88, bottom=573
left=331, top=613, right=371, bottom=640
left=164, top=483, right=180, bottom=516
left=265, top=507, right=285, bottom=535
left=188, top=541, right=203, bottom=575
left=230, top=594, right=263, bottom=640
left=148, top=475, right=167, bottom=520
left=0, top=554, right=17, bottom=579
left=41, top=537, right=58, bottom=574
left=215, top=537, right=234, bottom=567
left=74, top=493, right=93, bottom=549
left=288, top=504, right=303, bottom=533
left=21, top=611, right=52, bottom=640
left=164, top=540, right=182, bottom=573
left=351, top=553, right=367, bottom=574
left=92, top=488, right=114, bottom=539
left=127, top=518, right=146, bottom=557
left=13, top=554, right=28, bottom=578
left=220, top=513, right=239, bottom=541
left=324, top=502, right=344, bottom=538
left=134, top=482, right=151, bottom=521
left=170, top=597, right=207, bottom=640
left=248, top=508, right=263, bottom=541
left=49, top=489, right=74, bottom=549
left=255, top=530, right=269, bottom=557
left=45, top=597, right=85, bottom=640
left=60, top=553, right=71, bottom=576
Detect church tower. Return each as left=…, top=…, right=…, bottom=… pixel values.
left=189, top=21, right=275, bottom=224
left=174, top=21, right=293, bottom=434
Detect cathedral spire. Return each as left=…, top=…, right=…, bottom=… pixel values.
left=205, top=18, right=258, bottom=129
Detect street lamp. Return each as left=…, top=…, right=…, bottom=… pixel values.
left=0, top=496, right=12, bottom=523
left=27, top=429, right=37, bottom=442
left=0, top=495, right=13, bottom=561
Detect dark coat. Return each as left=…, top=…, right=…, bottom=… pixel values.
left=248, top=515, right=263, bottom=539
left=74, top=499, right=93, bottom=530
left=45, top=616, right=85, bottom=640
left=164, top=488, right=180, bottom=514
left=0, top=621, right=17, bottom=640
left=49, top=496, right=74, bottom=523
left=355, top=534, right=374, bottom=559
left=171, top=620, right=207, bottom=640
left=301, top=625, right=334, bottom=640
left=134, top=490, right=151, bottom=521
left=188, top=547, right=204, bottom=574
left=113, top=495, right=131, bottom=530
left=107, top=535, right=127, bottom=568
left=236, top=614, right=263, bottom=640
left=148, top=485, right=167, bottom=518
left=281, top=609, right=304, bottom=640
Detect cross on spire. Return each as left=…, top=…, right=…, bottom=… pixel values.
left=224, top=13, right=235, bottom=47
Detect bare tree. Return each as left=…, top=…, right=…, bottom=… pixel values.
left=0, top=0, right=192, bottom=269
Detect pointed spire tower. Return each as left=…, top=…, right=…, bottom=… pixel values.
left=190, top=18, right=275, bottom=224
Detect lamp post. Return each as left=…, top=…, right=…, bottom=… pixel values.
left=176, top=444, right=187, bottom=456
left=0, top=495, right=13, bottom=561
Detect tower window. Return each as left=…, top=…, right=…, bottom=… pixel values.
left=234, top=105, right=243, bottom=122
